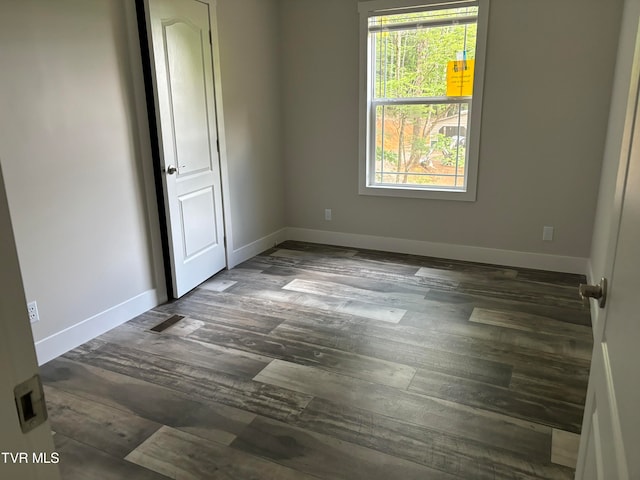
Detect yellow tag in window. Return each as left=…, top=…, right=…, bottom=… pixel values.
left=447, top=59, right=475, bottom=97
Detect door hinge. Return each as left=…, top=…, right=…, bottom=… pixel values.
left=216, top=139, right=220, bottom=152
left=223, top=236, right=227, bottom=248
left=209, top=30, right=212, bottom=45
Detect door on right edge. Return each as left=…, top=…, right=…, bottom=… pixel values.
left=575, top=23, right=640, bottom=480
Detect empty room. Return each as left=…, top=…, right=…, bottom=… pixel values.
left=1, top=0, right=638, bottom=479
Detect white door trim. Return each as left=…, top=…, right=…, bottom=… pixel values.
left=207, top=0, right=235, bottom=270
left=122, top=0, right=169, bottom=302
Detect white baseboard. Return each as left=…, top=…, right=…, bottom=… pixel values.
left=285, top=227, right=589, bottom=275
left=227, top=228, right=287, bottom=268
left=34, top=288, right=163, bottom=365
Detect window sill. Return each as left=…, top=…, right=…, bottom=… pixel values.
left=359, top=183, right=477, bottom=201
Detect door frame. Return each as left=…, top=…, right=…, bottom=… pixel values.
left=132, top=0, right=234, bottom=298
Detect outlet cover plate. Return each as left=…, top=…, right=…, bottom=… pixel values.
left=27, top=301, right=39, bottom=323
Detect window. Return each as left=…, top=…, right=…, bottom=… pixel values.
left=358, top=0, right=489, bottom=200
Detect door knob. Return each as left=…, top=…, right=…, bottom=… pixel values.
left=165, top=165, right=177, bottom=175
left=579, top=277, right=607, bottom=308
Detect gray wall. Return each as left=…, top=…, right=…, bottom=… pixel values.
left=218, top=0, right=286, bottom=251
left=0, top=0, right=164, bottom=343
left=280, top=0, right=622, bottom=258
left=0, top=0, right=286, bottom=350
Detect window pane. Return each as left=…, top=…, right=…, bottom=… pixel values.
left=374, top=103, right=469, bottom=188
left=372, top=12, right=478, bottom=100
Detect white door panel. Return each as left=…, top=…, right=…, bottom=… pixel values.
left=147, top=0, right=226, bottom=298
left=165, top=20, right=212, bottom=175
left=179, top=187, right=219, bottom=259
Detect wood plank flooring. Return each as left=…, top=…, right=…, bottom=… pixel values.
left=40, top=241, right=593, bottom=479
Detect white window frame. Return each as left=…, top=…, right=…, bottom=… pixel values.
left=358, top=0, right=490, bottom=201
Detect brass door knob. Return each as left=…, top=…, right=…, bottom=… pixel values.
left=579, top=277, right=607, bottom=308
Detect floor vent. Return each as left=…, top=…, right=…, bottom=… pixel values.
left=149, top=315, right=185, bottom=333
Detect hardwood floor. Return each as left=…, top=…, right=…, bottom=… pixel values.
left=41, top=241, right=592, bottom=479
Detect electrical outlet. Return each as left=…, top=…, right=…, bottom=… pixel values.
left=325, top=209, right=332, bottom=221
left=27, top=301, right=39, bottom=323
left=543, top=226, right=554, bottom=241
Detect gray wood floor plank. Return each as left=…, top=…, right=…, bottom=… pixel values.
left=45, top=385, right=161, bottom=458
left=230, top=283, right=408, bottom=323
left=336, top=299, right=406, bottom=323
left=187, top=322, right=417, bottom=389
left=277, top=251, right=423, bottom=277
left=54, top=434, right=170, bottom=480
left=199, top=277, right=237, bottom=292
left=482, top=279, right=581, bottom=307
left=181, top=288, right=370, bottom=330
left=398, top=298, right=476, bottom=325
left=271, top=247, right=358, bottom=258
left=99, top=322, right=271, bottom=379
left=513, top=268, right=585, bottom=288
left=254, top=360, right=551, bottom=460
left=215, top=267, right=294, bottom=289
left=283, top=277, right=429, bottom=310
left=272, top=315, right=588, bottom=382
left=271, top=323, right=515, bottom=387
left=456, top=279, right=585, bottom=313
left=415, top=265, right=518, bottom=282
left=423, top=289, right=591, bottom=327
left=551, top=429, right=581, bottom=469
left=231, top=415, right=459, bottom=480
left=234, top=274, right=474, bottom=321
left=126, top=426, right=320, bottom=480
left=509, top=370, right=588, bottom=406
left=260, top=260, right=460, bottom=291
left=256, top=250, right=432, bottom=287
left=154, top=293, right=285, bottom=333
left=294, top=397, right=574, bottom=480
left=401, top=309, right=593, bottom=361
left=350, top=246, right=519, bottom=278
left=469, top=307, right=593, bottom=341
left=226, top=283, right=400, bottom=322
left=408, top=368, right=584, bottom=433
left=279, top=277, right=416, bottom=323
left=62, top=341, right=313, bottom=422
left=262, top=264, right=434, bottom=297
left=40, top=357, right=256, bottom=445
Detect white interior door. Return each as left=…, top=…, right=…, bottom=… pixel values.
left=575, top=35, right=640, bottom=480
left=0, top=163, right=60, bottom=480
left=146, top=0, right=226, bottom=298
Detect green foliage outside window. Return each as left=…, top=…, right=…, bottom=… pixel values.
left=372, top=7, right=476, bottom=184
